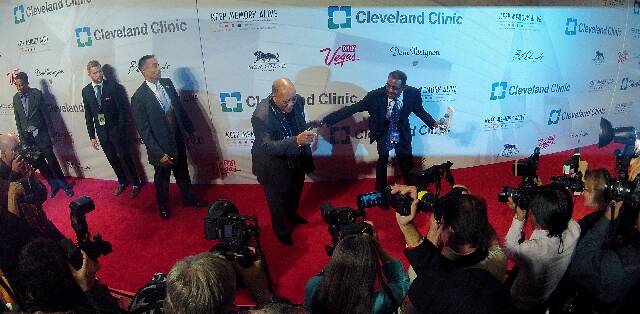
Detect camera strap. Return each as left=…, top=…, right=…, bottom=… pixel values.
left=447, top=244, right=489, bottom=269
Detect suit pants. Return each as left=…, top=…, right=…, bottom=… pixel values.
left=100, top=136, right=141, bottom=186
left=259, top=167, right=305, bottom=237
left=376, top=139, right=413, bottom=192
left=34, top=146, right=69, bottom=189
left=153, top=132, right=194, bottom=210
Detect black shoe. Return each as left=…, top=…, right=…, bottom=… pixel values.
left=182, top=198, right=206, bottom=208
left=160, top=208, right=170, bottom=220
left=113, top=184, right=126, bottom=196
left=130, top=185, right=142, bottom=199
left=49, top=186, right=60, bottom=198
left=287, top=214, right=308, bottom=225
left=276, top=234, right=294, bottom=246
left=63, top=187, right=74, bottom=197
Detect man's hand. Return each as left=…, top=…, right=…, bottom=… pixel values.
left=68, top=250, right=100, bottom=292
left=159, top=154, right=174, bottom=167
left=306, top=120, right=324, bottom=129
left=11, top=155, right=24, bottom=173
left=426, top=213, right=442, bottom=245
left=508, top=197, right=527, bottom=221
left=7, top=182, right=25, bottom=215
left=431, top=122, right=440, bottom=130
left=629, top=157, right=640, bottom=181
left=391, top=184, right=419, bottom=226
left=90, top=139, right=100, bottom=150
left=296, top=130, right=317, bottom=146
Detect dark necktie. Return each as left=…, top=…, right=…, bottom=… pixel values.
left=387, top=99, right=400, bottom=151
left=94, top=85, right=102, bottom=109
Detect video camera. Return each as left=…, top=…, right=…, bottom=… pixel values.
left=550, top=150, right=585, bottom=194
left=320, top=202, right=370, bottom=255
left=598, top=118, right=640, bottom=207
left=357, top=161, right=456, bottom=216
left=204, top=200, right=260, bottom=268
left=66, top=196, right=112, bottom=269
left=498, top=147, right=541, bottom=209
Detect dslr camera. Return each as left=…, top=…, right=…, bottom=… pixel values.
left=320, top=202, right=370, bottom=255
left=65, top=196, right=112, bottom=269
left=550, top=150, right=585, bottom=194
left=204, top=200, right=260, bottom=267
left=498, top=147, right=540, bottom=209
left=357, top=186, right=413, bottom=216
left=598, top=118, right=640, bottom=207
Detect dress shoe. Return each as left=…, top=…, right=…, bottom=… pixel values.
left=160, top=208, right=170, bottom=220
left=113, top=184, right=126, bottom=196
left=63, top=187, right=74, bottom=197
left=182, top=198, right=207, bottom=208
left=130, top=185, right=142, bottom=199
left=276, top=234, right=294, bottom=246
left=287, top=214, right=308, bottom=225
left=49, top=186, right=60, bottom=198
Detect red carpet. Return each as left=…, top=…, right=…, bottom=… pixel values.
left=41, top=144, right=619, bottom=305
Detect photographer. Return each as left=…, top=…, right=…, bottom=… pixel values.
left=304, top=223, right=409, bottom=314
left=562, top=168, right=640, bottom=313
left=392, top=185, right=513, bottom=314
left=0, top=133, right=25, bottom=182
left=165, top=252, right=285, bottom=314
left=16, top=237, right=120, bottom=313
left=504, top=186, right=580, bottom=313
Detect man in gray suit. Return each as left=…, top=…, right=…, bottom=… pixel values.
left=131, top=55, right=205, bottom=219
left=12, top=72, right=73, bottom=198
left=251, top=78, right=316, bottom=245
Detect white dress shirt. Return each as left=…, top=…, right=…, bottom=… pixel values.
left=504, top=218, right=580, bottom=310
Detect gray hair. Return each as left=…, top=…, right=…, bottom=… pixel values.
left=165, top=252, right=236, bottom=314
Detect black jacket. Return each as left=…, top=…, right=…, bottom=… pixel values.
left=131, top=78, right=193, bottom=167
left=404, top=240, right=514, bottom=314
left=322, top=86, right=436, bottom=147
left=251, top=95, right=314, bottom=190
left=12, top=88, right=52, bottom=150
left=82, top=80, right=128, bottom=144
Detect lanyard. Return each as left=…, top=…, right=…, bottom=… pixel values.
left=270, top=104, right=294, bottom=137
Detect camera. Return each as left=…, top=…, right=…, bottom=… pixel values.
left=320, top=202, right=369, bottom=255
left=204, top=200, right=260, bottom=267
left=498, top=147, right=540, bottom=209
left=598, top=118, right=640, bottom=207
left=550, top=150, right=585, bottom=194
left=15, top=141, right=42, bottom=165
left=407, top=161, right=454, bottom=189
left=357, top=186, right=412, bottom=216
left=66, top=196, right=112, bottom=269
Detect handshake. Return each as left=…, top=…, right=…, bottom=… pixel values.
left=296, top=120, right=326, bottom=146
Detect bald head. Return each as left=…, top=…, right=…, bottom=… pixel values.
left=0, top=133, right=19, bottom=161
left=271, top=78, right=297, bottom=113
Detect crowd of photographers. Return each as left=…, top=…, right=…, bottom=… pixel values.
left=2, top=122, right=640, bottom=314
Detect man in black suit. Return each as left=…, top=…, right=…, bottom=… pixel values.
left=131, top=55, right=205, bottom=219
left=82, top=60, right=142, bottom=198
left=251, top=78, right=316, bottom=245
left=322, top=70, right=437, bottom=191
left=12, top=72, right=73, bottom=198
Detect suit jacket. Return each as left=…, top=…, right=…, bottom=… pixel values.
left=131, top=78, right=193, bottom=167
left=251, top=95, right=314, bottom=188
left=322, top=86, right=436, bottom=149
left=12, top=88, right=52, bottom=150
left=82, top=80, right=128, bottom=145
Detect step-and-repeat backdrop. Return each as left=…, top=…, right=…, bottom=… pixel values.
left=1, top=0, right=639, bottom=184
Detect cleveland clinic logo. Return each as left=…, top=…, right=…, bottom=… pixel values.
left=489, top=81, right=570, bottom=100
left=564, top=18, right=621, bottom=37
left=547, top=107, right=606, bottom=125
left=14, top=5, right=25, bottom=24
left=620, top=77, right=640, bottom=90
left=75, top=27, right=92, bottom=47
left=489, top=82, right=508, bottom=100
left=219, top=92, right=243, bottom=112
left=327, top=5, right=462, bottom=29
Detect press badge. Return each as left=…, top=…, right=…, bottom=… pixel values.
left=97, top=113, right=106, bottom=126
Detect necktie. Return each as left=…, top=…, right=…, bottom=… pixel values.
left=21, top=94, right=28, bottom=117
left=94, top=85, right=102, bottom=109
left=156, top=83, right=170, bottom=112
left=387, top=98, right=400, bottom=151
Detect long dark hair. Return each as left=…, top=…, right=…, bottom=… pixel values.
left=530, top=187, right=573, bottom=238
left=311, top=234, right=386, bottom=314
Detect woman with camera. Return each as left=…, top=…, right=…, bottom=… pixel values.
left=304, top=224, right=409, bottom=314
left=561, top=168, right=640, bottom=313
left=504, top=186, right=580, bottom=313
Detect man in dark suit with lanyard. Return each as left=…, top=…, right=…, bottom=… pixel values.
left=322, top=70, right=438, bottom=191
left=11, top=72, right=73, bottom=198
left=251, top=78, right=316, bottom=245
left=131, top=55, right=205, bottom=219
left=82, top=60, right=142, bottom=198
